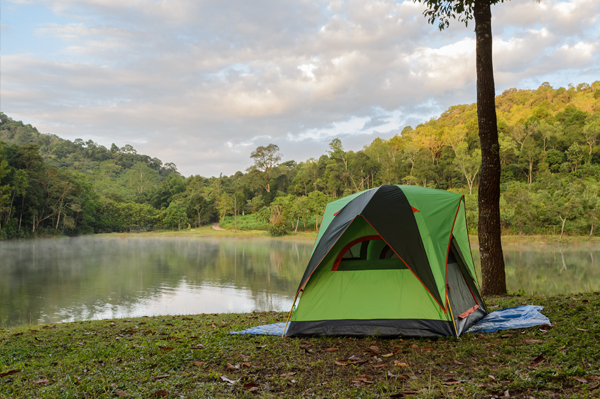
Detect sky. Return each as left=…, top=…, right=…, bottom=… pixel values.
left=1, top=0, right=599, bottom=177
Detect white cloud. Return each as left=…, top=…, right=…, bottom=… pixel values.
left=2, top=0, right=599, bottom=176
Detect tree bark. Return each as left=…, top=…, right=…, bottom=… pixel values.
left=474, top=1, right=506, bottom=296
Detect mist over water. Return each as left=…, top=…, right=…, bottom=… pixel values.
left=472, top=244, right=600, bottom=295
left=1, top=238, right=599, bottom=327
left=0, top=237, right=312, bottom=327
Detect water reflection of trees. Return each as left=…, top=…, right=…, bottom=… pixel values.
left=0, top=237, right=311, bottom=327
left=6, top=239, right=598, bottom=327
left=472, top=245, right=600, bottom=295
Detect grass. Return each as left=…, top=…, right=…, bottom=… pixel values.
left=1, top=293, right=599, bottom=398
left=94, top=224, right=600, bottom=246
left=94, top=225, right=318, bottom=241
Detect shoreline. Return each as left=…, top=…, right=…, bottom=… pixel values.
left=6, top=226, right=600, bottom=246
left=94, top=226, right=600, bottom=246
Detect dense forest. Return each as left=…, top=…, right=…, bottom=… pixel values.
left=1, top=81, right=599, bottom=239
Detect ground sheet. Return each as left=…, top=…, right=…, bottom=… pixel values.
left=229, top=305, right=551, bottom=337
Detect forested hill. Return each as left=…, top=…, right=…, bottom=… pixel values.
left=1, top=81, right=600, bottom=239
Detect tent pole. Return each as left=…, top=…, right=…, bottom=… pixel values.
left=446, top=291, right=459, bottom=336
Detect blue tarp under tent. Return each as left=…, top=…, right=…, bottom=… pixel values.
left=229, top=305, right=551, bottom=337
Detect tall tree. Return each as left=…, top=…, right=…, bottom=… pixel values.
left=248, top=144, right=282, bottom=193
left=415, top=0, right=507, bottom=295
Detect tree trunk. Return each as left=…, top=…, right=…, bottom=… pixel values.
left=559, top=215, right=566, bottom=239
left=475, top=0, right=506, bottom=296
left=589, top=224, right=594, bottom=239
left=56, top=209, right=61, bottom=230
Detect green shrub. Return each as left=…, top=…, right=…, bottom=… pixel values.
left=267, top=223, right=288, bottom=237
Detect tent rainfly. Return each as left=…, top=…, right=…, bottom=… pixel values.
left=284, top=184, right=487, bottom=338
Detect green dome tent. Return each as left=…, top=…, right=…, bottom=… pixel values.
left=285, top=184, right=487, bottom=338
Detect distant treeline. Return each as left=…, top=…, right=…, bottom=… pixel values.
left=1, top=81, right=600, bottom=239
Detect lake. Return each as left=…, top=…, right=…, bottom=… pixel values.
left=1, top=237, right=599, bottom=327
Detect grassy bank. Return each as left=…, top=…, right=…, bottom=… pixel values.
left=94, top=225, right=318, bottom=241
left=95, top=226, right=600, bottom=247
left=1, top=294, right=599, bottom=398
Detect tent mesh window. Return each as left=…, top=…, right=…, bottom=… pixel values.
left=333, top=236, right=408, bottom=271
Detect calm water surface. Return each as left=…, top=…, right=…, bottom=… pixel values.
left=0, top=237, right=312, bottom=327
left=1, top=237, right=599, bottom=327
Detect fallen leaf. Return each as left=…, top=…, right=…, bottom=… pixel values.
left=422, top=347, right=434, bottom=351
left=394, top=361, right=409, bottom=367
left=115, top=390, right=128, bottom=396
left=524, top=340, right=542, bottom=344
left=390, top=391, right=417, bottom=398
left=325, top=347, right=339, bottom=352
left=299, top=344, right=312, bottom=349
left=32, top=379, right=50, bottom=385
left=192, top=344, right=205, bottom=349
left=256, top=345, right=267, bottom=349
left=243, top=382, right=259, bottom=390
left=334, top=360, right=348, bottom=366
left=352, top=377, right=374, bottom=385
left=152, top=390, right=169, bottom=397
left=381, top=353, right=394, bottom=358
left=410, top=344, right=418, bottom=349
left=531, top=354, right=545, bottom=364
left=220, top=375, right=236, bottom=384
left=152, top=375, right=169, bottom=381
left=159, top=346, right=173, bottom=352
left=453, top=360, right=464, bottom=365
left=0, top=370, right=21, bottom=378
left=576, top=328, right=589, bottom=332
left=242, top=362, right=251, bottom=368
left=443, top=380, right=463, bottom=385
left=574, top=377, right=588, bottom=383
left=373, top=364, right=387, bottom=369
left=504, top=389, right=511, bottom=398
left=227, top=363, right=240, bottom=371
left=368, top=345, right=380, bottom=354
left=488, top=375, right=496, bottom=380
left=193, top=361, right=206, bottom=367
left=280, top=372, right=296, bottom=377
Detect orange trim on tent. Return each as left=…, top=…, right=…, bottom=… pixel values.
left=443, top=197, right=463, bottom=311
left=331, top=235, right=382, bottom=271
left=359, top=216, right=446, bottom=311
left=411, top=206, right=420, bottom=213
left=458, top=304, right=480, bottom=319
left=285, top=213, right=361, bottom=336
left=444, top=197, right=479, bottom=307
